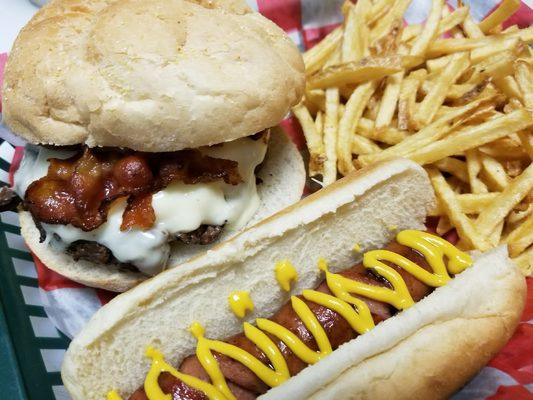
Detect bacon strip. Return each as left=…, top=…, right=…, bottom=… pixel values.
left=121, top=194, right=156, bottom=231
left=24, top=147, right=242, bottom=232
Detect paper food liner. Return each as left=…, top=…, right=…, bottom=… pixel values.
left=0, top=1, right=531, bottom=398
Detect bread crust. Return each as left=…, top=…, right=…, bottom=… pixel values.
left=19, top=127, right=305, bottom=291
left=2, top=0, right=305, bottom=151
left=61, top=159, right=436, bottom=399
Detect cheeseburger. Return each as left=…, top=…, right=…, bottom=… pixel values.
left=2, top=0, right=306, bottom=291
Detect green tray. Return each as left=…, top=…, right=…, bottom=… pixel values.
left=0, top=137, right=71, bottom=400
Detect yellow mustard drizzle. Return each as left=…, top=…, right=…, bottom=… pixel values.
left=397, top=230, right=472, bottom=275
left=106, top=390, right=123, bottom=400
left=228, top=291, right=254, bottom=318
left=257, top=296, right=332, bottom=364
left=144, top=346, right=226, bottom=400
left=275, top=260, right=298, bottom=291
left=190, top=321, right=289, bottom=400
left=352, top=243, right=362, bottom=253
left=108, top=230, right=472, bottom=400
left=314, top=258, right=375, bottom=333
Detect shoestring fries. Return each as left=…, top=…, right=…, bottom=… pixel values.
left=293, top=0, right=533, bottom=274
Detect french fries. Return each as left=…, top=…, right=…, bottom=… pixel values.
left=323, top=88, right=340, bottom=186
left=466, top=149, right=489, bottom=194
left=359, top=97, right=497, bottom=166
left=412, top=52, right=470, bottom=128
left=462, top=13, right=485, bottom=39
left=514, top=246, right=533, bottom=276
left=342, top=0, right=370, bottom=62
left=375, top=71, right=403, bottom=131
left=476, top=163, right=533, bottom=238
left=292, top=103, right=325, bottom=177
left=479, top=154, right=510, bottom=191
left=430, top=193, right=501, bottom=216
left=368, top=0, right=392, bottom=26
left=470, top=37, right=520, bottom=64
left=303, top=28, right=342, bottom=76
left=428, top=169, right=491, bottom=251
left=426, top=26, right=533, bottom=58
left=465, top=50, right=518, bottom=86
left=436, top=6, right=469, bottom=37
left=409, top=0, right=444, bottom=57
left=357, top=118, right=407, bottom=144
left=308, top=56, right=402, bottom=89
left=370, top=0, right=412, bottom=43
left=505, top=213, right=533, bottom=258
left=478, top=0, right=521, bottom=34
left=433, top=157, right=468, bottom=183
left=293, top=0, right=533, bottom=274
left=408, top=109, right=532, bottom=165
left=338, top=82, right=376, bottom=175
left=514, top=59, right=533, bottom=108
left=398, top=69, right=427, bottom=130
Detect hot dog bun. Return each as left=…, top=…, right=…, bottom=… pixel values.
left=262, top=246, right=525, bottom=400
left=62, top=158, right=436, bottom=398
left=18, top=127, right=305, bottom=292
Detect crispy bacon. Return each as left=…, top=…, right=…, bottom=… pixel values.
left=114, top=155, right=154, bottom=192
left=157, top=151, right=242, bottom=187
left=121, top=194, right=156, bottom=231
left=25, top=179, right=78, bottom=226
left=24, top=147, right=242, bottom=232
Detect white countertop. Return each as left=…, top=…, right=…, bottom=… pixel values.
left=0, top=0, right=38, bottom=53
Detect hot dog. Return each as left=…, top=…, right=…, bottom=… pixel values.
left=61, top=159, right=526, bottom=400
left=128, top=241, right=435, bottom=400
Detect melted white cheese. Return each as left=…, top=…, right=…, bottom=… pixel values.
left=13, top=145, right=77, bottom=196
left=14, top=137, right=268, bottom=275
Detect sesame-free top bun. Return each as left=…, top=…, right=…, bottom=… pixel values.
left=2, top=0, right=305, bottom=151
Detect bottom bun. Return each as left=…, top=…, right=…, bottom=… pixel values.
left=18, top=127, right=305, bottom=292
left=262, top=247, right=525, bottom=400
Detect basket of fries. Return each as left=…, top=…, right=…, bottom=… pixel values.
left=0, top=1, right=531, bottom=399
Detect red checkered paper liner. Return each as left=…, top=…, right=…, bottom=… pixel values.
left=0, top=1, right=532, bottom=399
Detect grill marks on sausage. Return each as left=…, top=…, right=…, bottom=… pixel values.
left=128, top=242, right=435, bottom=400
left=24, top=147, right=242, bottom=232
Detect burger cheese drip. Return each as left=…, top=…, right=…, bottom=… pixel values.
left=111, top=230, right=472, bottom=400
